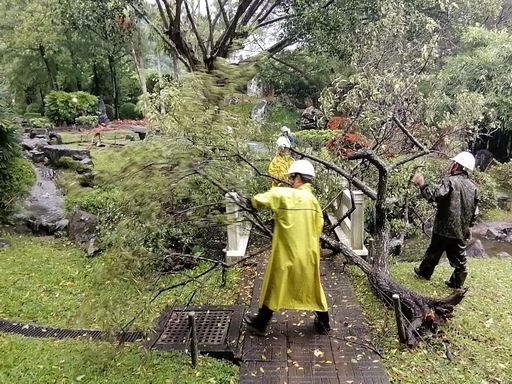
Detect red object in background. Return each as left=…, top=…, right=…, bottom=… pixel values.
left=327, top=116, right=353, bottom=131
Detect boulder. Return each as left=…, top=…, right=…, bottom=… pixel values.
left=465, top=239, right=488, bottom=258
left=0, top=239, right=11, bottom=250
left=68, top=209, right=98, bottom=243
left=48, top=132, right=63, bottom=145
left=42, top=145, right=90, bottom=165
left=247, top=77, right=273, bottom=97
left=485, top=228, right=506, bottom=241
left=14, top=165, right=67, bottom=235
left=299, top=106, right=325, bottom=130
left=22, top=137, right=48, bottom=151
left=86, top=236, right=101, bottom=257
left=497, top=251, right=511, bottom=258
left=251, top=100, right=270, bottom=121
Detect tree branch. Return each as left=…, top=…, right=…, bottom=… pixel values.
left=392, top=116, right=428, bottom=152
left=184, top=0, right=209, bottom=60
left=292, top=149, right=377, bottom=200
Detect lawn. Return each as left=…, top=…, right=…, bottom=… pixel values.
left=0, top=231, right=240, bottom=383
left=348, top=257, right=512, bottom=384
left=0, top=231, right=240, bottom=330
left=0, top=334, right=237, bottom=384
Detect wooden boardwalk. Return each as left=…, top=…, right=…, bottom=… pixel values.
left=239, top=254, right=390, bottom=384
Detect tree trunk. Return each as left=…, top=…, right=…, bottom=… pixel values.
left=107, top=55, right=119, bottom=119
left=131, top=44, right=147, bottom=94
left=321, top=234, right=467, bottom=347
left=38, top=45, right=58, bottom=90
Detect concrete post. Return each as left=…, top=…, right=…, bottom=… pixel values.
left=224, top=192, right=252, bottom=264
left=351, top=190, right=365, bottom=250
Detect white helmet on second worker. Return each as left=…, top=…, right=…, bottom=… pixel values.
left=276, top=136, right=291, bottom=149
left=288, top=159, right=316, bottom=177
left=281, top=126, right=291, bottom=134
left=450, top=151, right=475, bottom=171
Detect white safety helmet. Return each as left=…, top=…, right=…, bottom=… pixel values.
left=450, top=151, right=476, bottom=171
left=288, top=159, right=316, bottom=177
left=281, top=126, right=291, bottom=134
left=276, top=136, right=291, bottom=149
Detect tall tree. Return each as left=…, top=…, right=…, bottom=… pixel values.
left=129, top=0, right=295, bottom=72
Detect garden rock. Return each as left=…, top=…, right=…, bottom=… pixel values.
left=466, top=239, right=487, bottom=258
left=86, top=236, right=101, bottom=257
left=0, top=239, right=11, bottom=250
left=28, top=150, right=46, bottom=163
left=48, top=132, right=63, bottom=145
left=68, top=209, right=98, bottom=244
left=497, top=251, right=511, bottom=259
left=14, top=165, right=67, bottom=235
left=247, top=77, right=273, bottom=97
left=42, top=145, right=90, bottom=165
left=251, top=100, right=270, bottom=121
left=29, top=128, right=48, bottom=139
left=485, top=228, right=506, bottom=241
left=299, top=106, right=325, bottom=130
left=22, top=137, right=48, bottom=151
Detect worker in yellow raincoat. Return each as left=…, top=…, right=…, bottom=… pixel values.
left=268, top=136, right=294, bottom=187
left=244, top=159, right=330, bottom=335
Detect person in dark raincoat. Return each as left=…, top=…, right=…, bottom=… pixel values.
left=412, top=151, right=479, bottom=288
left=244, top=159, right=330, bottom=335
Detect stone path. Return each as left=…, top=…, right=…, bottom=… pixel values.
left=239, top=254, right=390, bottom=384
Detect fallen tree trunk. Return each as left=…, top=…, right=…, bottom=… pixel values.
left=321, top=234, right=467, bottom=347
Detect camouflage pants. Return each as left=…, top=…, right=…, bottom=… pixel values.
left=417, top=234, right=467, bottom=287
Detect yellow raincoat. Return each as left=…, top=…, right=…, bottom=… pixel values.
left=268, top=153, right=294, bottom=187
left=252, top=184, right=328, bottom=312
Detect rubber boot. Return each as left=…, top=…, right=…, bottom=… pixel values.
left=314, top=311, right=331, bottom=335
left=446, top=270, right=468, bottom=289
left=244, top=305, right=273, bottom=336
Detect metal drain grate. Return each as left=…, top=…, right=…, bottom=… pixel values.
left=0, top=319, right=144, bottom=342
left=147, top=305, right=244, bottom=360
left=160, top=310, right=232, bottom=345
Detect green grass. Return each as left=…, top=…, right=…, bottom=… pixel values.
left=0, top=231, right=240, bottom=330
left=0, top=334, right=238, bottom=384
left=348, top=258, right=512, bottom=384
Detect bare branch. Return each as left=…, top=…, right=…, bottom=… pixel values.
left=255, top=15, right=289, bottom=30
left=292, top=149, right=377, bottom=200
left=175, top=0, right=183, bottom=31
left=130, top=4, right=192, bottom=71
left=184, top=0, right=209, bottom=59
left=204, top=0, right=214, bottom=51
left=392, top=116, right=428, bottom=152
left=216, top=0, right=230, bottom=27
left=347, top=149, right=389, bottom=174
left=155, top=0, right=170, bottom=30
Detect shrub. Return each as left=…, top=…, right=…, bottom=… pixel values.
left=29, top=117, right=53, bottom=129
left=65, top=186, right=125, bottom=240
left=25, top=103, right=42, bottom=114
left=472, top=169, right=499, bottom=210
left=1, top=79, right=35, bottom=220
left=488, top=161, right=512, bottom=192
left=119, top=102, right=141, bottom=120
left=75, top=115, right=98, bottom=128
left=0, top=157, right=35, bottom=220
left=44, top=91, right=98, bottom=124
left=24, top=112, right=43, bottom=120
left=295, top=129, right=337, bottom=150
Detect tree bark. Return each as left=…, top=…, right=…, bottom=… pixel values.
left=107, top=54, right=119, bottom=119
left=38, top=45, right=58, bottom=90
